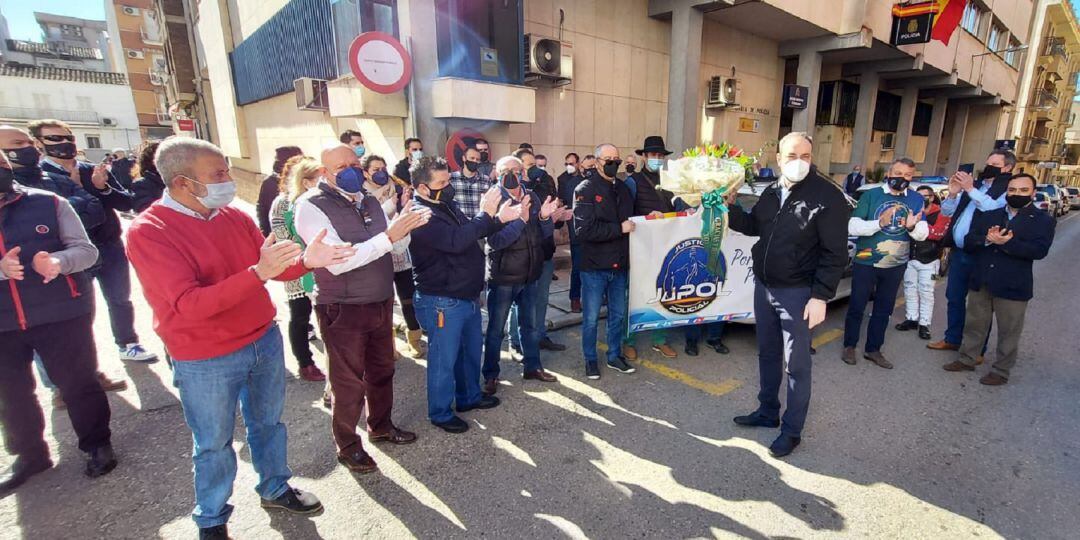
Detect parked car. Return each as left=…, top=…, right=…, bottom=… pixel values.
left=1037, top=184, right=1065, bottom=216
left=1033, top=192, right=1052, bottom=213
left=1065, top=186, right=1080, bottom=210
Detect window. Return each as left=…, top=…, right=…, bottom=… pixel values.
left=961, top=2, right=983, bottom=35
left=912, top=102, right=934, bottom=136
left=1004, top=37, right=1022, bottom=67
left=873, top=91, right=902, bottom=133
left=85, top=135, right=101, bottom=149
left=331, top=0, right=400, bottom=76
left=435, top=0, right=524, bottom=84
left=988, top=23, right=1005, bottom=51
left=60, top=24, right=84, bottom=38
left=815, top=80, right=859, bottom=127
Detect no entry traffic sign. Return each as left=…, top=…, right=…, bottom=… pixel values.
left=444, top=128, right=487, bottom=172
left=348, top=32, right=412, bottom=94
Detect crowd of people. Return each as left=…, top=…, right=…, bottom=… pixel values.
left=0, top=119, right=1058, bottom=539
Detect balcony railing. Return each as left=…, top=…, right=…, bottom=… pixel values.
left=141, top=26, right=165, bottom=46
left=1034, top=90, right=1060, bottom=108
left=0, top=106, right=99, bottom=124
left=1042, top=36, right=1067, bottom=58
left=155, top=111, right=172, bottom=125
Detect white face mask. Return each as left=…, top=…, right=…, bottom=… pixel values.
left=411, top=150, right=423, bottom=161
left=566, top=164, right=576, bottom=175
left=780, top=159, right=811, bottom=183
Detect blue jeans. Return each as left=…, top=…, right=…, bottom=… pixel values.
left=509, top=259, right=555, bottom=348
left=414, top=292, right=484, bottom=423
left=685, top=321, right=726, bottom=342
left=171, top=325, right=292, bottom=529
left=843, top=263, right=906, bottom=353
left=569, top=244, right=582, bottom=301
left=580, top=269, right=628, bottom=365
left=944, top=249, right=975, bottom=346
left=486, top=281, right=541, bottom=380
left=753, top=282, right=813, bottom=437
left=89, top=240, right=139, bottom=347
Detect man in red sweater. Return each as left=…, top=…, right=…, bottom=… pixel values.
left=126, top=138, right=356, bottom=540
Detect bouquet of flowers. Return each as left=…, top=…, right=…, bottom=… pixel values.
left=659, top=142, right=761, bottom=280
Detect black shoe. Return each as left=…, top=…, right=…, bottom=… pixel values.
left=685, top=340, right=699, bottom=356
left=809, top=346, right=817, bottom=355
left=706, top=338, right=730, bottom=354
left=768, top=434, right=801, bottom=458
left=85, top=444, right=117, bottom=478
left=895, top=320, right=918, bottom=331
left=199, top=525, right=229, bottom=540
left=918, top=325, right=932, bottom=340
left=733, top=411, right=780, bottom=428
left=261, top=487, right=323, bottom=514
left=0, top=457, right=53, bottom=495
left=432, top=416, right=469, bottom=433
left=539, top=337, right=567, bottom=351
left=585, top=363, right=600, bottom=380
left=606, top=356, right=636, bottom=374
left=457, top=395, right=500, bottom=412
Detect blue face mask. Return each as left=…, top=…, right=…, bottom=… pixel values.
left=646, top=158, right=663, bottom=172
left=353, top=145, right=366, bottom=158
left=336, top=166, right=365, bottom=194
left=371, top=169, right=390, bottom=186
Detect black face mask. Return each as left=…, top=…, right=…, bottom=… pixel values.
left=625, top=164, right=636, bottom=174
left=602, top=160, right=622, bottom=178
left=979, top=165, right=1002, bottom=180
left=527, top=166, right=543, bottom=182
left=3, top=146, right=40, bottom=168
left=923, top=196, right=933, bottom=206
left=0, top=167, right=14, bottom=193
left=426, top=183, right=455, bottom=203
left=43, top=142, right=77, bottom=160
left=464, top=161, right=479, bottom=173
left=886, top=176, right=910, bottom=192
left=1006, top=194, right=1032, bottom=209
left=479, top=151, right=490, bottom=163
left=501, top=172, right=521, bottom=190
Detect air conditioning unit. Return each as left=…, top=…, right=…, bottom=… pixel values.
left=102, top=117, right=117, bottom=126
left=294, top=77, right=329, bottom=111
left=121, top=6, right=140, bottom=16
left=524, top=34, right=572, bottom=87
left=126, top=49, right=144, bottom=59
left=705, top=76, right=739, bottom=108
left=149, top=71, right=166, bottom=85
left=880, top=132, right=896, bottom=150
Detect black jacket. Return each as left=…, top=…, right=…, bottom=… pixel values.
left=963, top=205, right=1055, bottom=301
left=394, top=158, right=412, bottom=184
left=558, top=171, right=584, bottom=244
left=524, top=169, right=558, bottom=259
left=12, top=164, right=104, bottom=231
left=111, top=157, right=136, bottom=189
left=41, top=160, right=132, bottom=246
left=256, top=174, right=280, bottom=236
left=727, top=166, right=852, bottom=300
left=629, top=170, right=675, bottom=216
left=572, top=173, right=634, bottom=272
left=910, top=207, right=947, bottom=264
left=486, top=189, right=548, bottom=285
left=942, top=174, right=1010, bottom=248
left=131, top=169, right=166, bottom=213
left=408, top=197, right=498, bottom=300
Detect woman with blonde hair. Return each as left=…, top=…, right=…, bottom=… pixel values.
left=269, top=155, right=327, bottom=383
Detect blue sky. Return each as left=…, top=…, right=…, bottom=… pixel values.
left=1, top=0, right=106, bottom=41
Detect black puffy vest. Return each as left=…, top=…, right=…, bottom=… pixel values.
left=486, top=190, right=545, bottom=285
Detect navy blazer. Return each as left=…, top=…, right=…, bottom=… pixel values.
left=963, top=204, right=1055, bottom=301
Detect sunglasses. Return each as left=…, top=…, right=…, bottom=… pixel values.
left=41, top=134, right=76, bottom=143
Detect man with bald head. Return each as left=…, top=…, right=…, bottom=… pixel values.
left=294, top=144, right=429, bottom=473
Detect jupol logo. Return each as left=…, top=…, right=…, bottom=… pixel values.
left=655, top=238, right=723, bottom=315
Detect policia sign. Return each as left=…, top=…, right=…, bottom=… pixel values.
left=890, top=2, right=936, bottom=46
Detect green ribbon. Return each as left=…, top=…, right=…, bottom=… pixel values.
left=699, top=187, right=730, bottom=281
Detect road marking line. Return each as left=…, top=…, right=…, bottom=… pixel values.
left=812, top=328, right=844, bottom=348
left=637, top=359, right=742, bottom=396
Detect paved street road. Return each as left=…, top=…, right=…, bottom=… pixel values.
left=2, top=212, right=1079, bottom=539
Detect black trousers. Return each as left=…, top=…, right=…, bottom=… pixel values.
left=394, top=270, right=420, bottom=331
left=0, top=313, right=112, bottom=459
left=286, top=296, right=315, bottom=368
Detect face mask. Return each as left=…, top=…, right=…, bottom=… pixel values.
left=371, top=169, right=390, bottom=186
left=479, top=151, right=489, bottom=162
left=527, top=166, right=543, bottom=182
left=353, top=145, right=366, bottom=158
left=565, top=164, right=576, bottom=175
left=4, top=146, right=41, bottom=168
left=602, top=160, right=622, bottom=178
left=336, top=166, right=365, bottom=194
left=426, top=183, right=455, bottom=203
left=923, top=196, right=933, bottom=206
left=646, top=158, right=663, bottom=172
left=780, top=158, right=810, bottom=183
left=1006, top=194, right=1032, bottom=209
left=886, top=176, right=910, bottom=192
left=43, top=142, right=77, bottom=160
left=464, top=161, right=479, bottom=173
left=0, top=167, right=14, bottom=193
left=189, top=178, right=236, bottom=209
left=411, top=150, right=423, bottom=161
left=979, top=165, right=1001, bottom=180
left=625, top=164, right=636, bottom=174
left=502, top=172, right=521, bottom=190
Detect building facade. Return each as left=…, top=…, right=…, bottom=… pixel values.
left=105, top=0, right=176, bottom=140
left=1011, top=0, right=1080, bottom=184
left=190, top=0, right=1035, bottom=200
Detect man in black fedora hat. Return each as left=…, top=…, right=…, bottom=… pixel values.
left=621, top=135, right=681, bottom=361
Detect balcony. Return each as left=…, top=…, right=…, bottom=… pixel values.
left=149, top=69, right=167, bottom=86
left=0, top=106, right=98, bottom=124
left=140, top=26, right=165, bottom=46
left=155, top=110, right=172, bottom=125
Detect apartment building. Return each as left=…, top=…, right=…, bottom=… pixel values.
left=190, top=0, right=1034, bottom=199
left=105, top=0, right=176, bottom=140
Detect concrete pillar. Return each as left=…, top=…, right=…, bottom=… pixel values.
left=893, top=85, right=919, bottom=158
left=945, top=103, right=970, bottom=174
left=665, top=4, right=704, bottom=153
left=849, top=71, right=880, bottom=171
left=791, top=49, right=822, bottom=133
left=921, top=97, right=949, bottom=175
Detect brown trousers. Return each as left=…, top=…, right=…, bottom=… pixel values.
left=315, top=299, right=396, bottom=452
left=958, top=288, right=1028, bottom=379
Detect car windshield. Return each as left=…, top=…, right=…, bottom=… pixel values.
left=1035, top=193, right=1048, bottom=201
left=1037, top=185, right=1058, bottom=195
left=1067, top=187, right=1080, bottom=195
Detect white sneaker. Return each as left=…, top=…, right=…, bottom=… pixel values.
left=120, top=343, right=158, bottom=363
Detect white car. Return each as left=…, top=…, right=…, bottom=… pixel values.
left=1064, top=186, right=1080, bottom=210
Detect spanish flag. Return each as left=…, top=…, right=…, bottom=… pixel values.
left=930, top=0, right=966, bottom=45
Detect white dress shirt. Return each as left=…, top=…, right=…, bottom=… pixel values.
left=292, top=183, right=400, bottom=276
